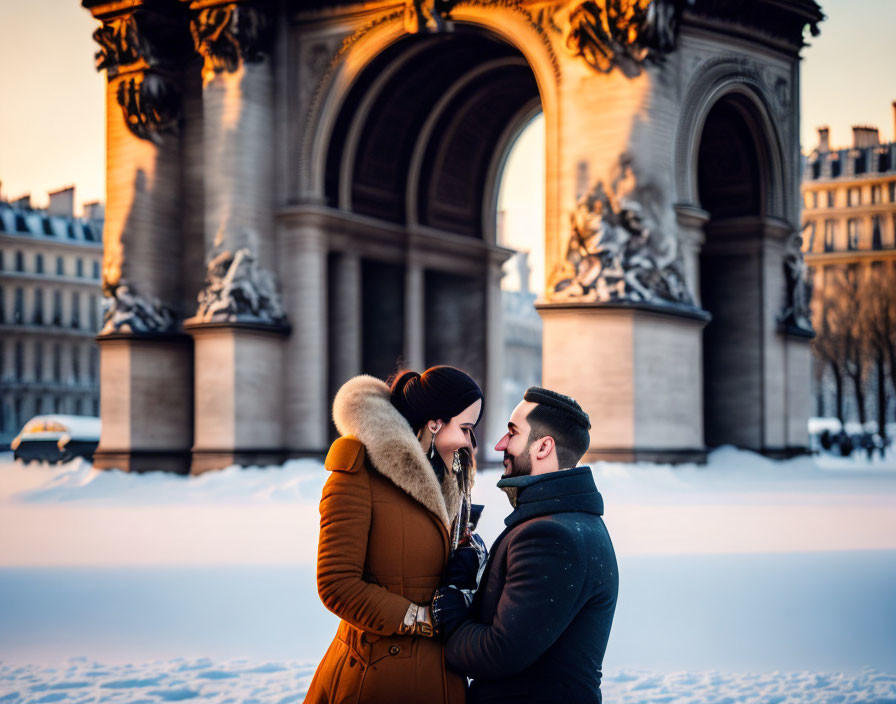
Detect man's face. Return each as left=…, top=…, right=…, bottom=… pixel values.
left=494, top=401, right=537, bottom=477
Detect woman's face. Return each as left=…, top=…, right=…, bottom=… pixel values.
left=431, top=399, right=481, bottom=470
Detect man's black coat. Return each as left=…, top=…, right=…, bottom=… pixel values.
left=445, top=467, right=618, bottom=704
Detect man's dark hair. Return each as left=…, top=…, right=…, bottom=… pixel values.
left=523, top=387, right=591, bottom=469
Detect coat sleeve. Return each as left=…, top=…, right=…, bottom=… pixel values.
left=444, top=518, right=587, bottom=678
left=316, top=463, right=413, bottom=635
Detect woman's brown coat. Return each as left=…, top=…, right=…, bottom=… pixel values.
left=304, top=375, right=466, bottom=704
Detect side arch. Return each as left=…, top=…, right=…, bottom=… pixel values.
left=675, top=58, right=789, bottom=221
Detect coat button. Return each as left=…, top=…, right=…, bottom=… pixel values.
left=389, top=645, right=401, bottom=656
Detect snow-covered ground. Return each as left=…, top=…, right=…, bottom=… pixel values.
left=1, top=447, right=895, bottom=702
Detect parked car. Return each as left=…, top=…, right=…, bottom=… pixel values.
left=11, top=415, right=101, bottom=464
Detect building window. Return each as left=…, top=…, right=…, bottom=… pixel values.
left=827, top=190, right=835, bottom=208
left=90, top=346, right=99, bottom=383
left=872, top=215, right=883, bottom=250
left=811, top=192, right=818, bottom=209
left=15, top=341, right=24, bottom=380
left=811, top=161, right=821, bottom=179
left=92, top=260, right=100, bottom=279
left=847, top=219, right=860, bottom=250
left=854, top=151, right=867, bottom=175
left=0, top=287, right=4, bottom=324
left=76, top=258, right=83, bottom=278
left=54, top=397, right=62, bottom=414
left=34, top=342, right=43, bottom=381
left=52, top=290, right=62, bottom=326
left=847, top=188, right=861, bottom=207
left=890, top=182, right=896, bottom=203
left=15, top=251, right=24, bottom=272
left=14, top=287, right=24, bottom=324
left=56, top=256, right=64, bottom=276
left=831, top=158, right=841, bottom=178
left=71, top=291, right=80, bottom=329
left=14, top=397, right=23, bottom=430
left=35, top=253, right=44, bottom=274
left=92, top=398, right=99, bottom=417
left=871, top=184, right=882, bottom=204
left=824, top=220, right=835, bottom=252
left=67, top=222, right=77, bottom=240
left=89, top=294, right=98, bottom=331
left=53, top=344, right=62, bottom=382
left=72, top=347, right=81, bottom=383
left=805, top=221, right=817, bottom=251
left=33, top=288, right=44, bottom=325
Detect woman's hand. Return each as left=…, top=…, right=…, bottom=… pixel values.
left=445, top=532, right=488, bottom=591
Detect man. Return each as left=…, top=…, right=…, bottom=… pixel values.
left=433, top=387, right=618, bottom=704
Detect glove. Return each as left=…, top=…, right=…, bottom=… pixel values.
left=444, top=532, right=488, bottom=591
left=431, top=586, right=470, bottom=639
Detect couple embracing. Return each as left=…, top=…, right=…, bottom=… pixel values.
left=304, top=365, right=618, bottom=704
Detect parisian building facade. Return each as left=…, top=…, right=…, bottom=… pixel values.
left=802, top=105, right=896, bottom=425
left=0, top=187, right=104, bottom=448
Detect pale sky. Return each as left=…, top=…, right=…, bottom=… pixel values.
left=1, top=0, right=893, bottom=289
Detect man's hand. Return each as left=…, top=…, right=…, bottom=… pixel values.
left=431, top=586, right=470, bottom=639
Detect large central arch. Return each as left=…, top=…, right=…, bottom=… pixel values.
left=305, top=22, right=548, bottom=448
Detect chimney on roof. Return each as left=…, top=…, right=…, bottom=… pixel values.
left=48, top=186, right=75, bottom=217
left=852, top=125, right=880, bottom=149
left=817, top=126, right=830, bottom=152
left=12, top=194, right=31, bottom=210
left=83, top=200, right=105, bottom=222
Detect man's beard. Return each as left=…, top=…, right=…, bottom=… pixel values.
left=502, top=448, right=532, bottom=477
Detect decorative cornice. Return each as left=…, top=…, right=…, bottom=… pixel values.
left=187, top=1, right=275, bottom=76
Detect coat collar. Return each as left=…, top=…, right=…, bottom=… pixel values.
left=332, top=374, right=460, bottom=530
left=497, top=466, right=604, bottom=528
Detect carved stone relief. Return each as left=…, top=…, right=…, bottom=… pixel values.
left=778, top=226, right=813, bottom=333
left=189, top=2, right=274, bottom=76
left=191, top=247, right=287, bottom=325
left=548, top=154, right=694, bottom=307
left=102, top=282, right=176, bottom=335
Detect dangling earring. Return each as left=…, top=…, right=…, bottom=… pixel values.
left=429, top=426, right=439, bottom=458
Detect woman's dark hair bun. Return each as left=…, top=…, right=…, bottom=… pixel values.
left=388, top=366, right=483, bottom=435
left=389, top=370, right=420, bottom=410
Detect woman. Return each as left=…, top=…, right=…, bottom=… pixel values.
left=304, top=366, right=483, bottom=704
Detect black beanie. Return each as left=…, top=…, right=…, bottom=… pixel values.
left=524, top=386, right=591, bottom=430
left=390, top=366, right=483, bottom=434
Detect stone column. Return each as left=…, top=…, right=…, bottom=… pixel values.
left=404, top=258, right=425, bottom=372
left=279, top=216, right=328, bottom=452
left=675, top=205, right=709, bottom=307
left=184, top=0, right=290, bottom=472
left=86, top=0, right=195, bottom=473
left=483, top=256, right=505, bottom=462
left=330, top=251, right=362, bottom=389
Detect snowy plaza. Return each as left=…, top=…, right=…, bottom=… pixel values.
left=1, top=448, right=895, bottom=703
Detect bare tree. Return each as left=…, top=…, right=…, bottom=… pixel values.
left=864, top=264, right=896, bottom=439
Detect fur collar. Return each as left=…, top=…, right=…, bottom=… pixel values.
left=332, top=374, right=461, bottom=530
